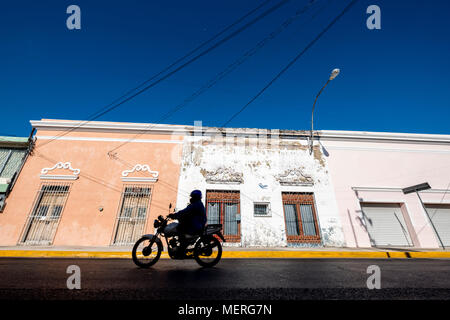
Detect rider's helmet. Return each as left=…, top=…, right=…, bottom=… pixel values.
left=190, top=189, right=202, bottom=200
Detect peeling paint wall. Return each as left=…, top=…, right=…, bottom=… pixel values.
left=176, top=134, right=346, bottom=247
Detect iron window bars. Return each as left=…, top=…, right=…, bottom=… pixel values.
left=113, top=184, right=152, bottom=245
left=282, top=192, right=321, bottom=243
left=20, top=182, right=71, bottom=245
left=206, top=190, right=241, bottom=242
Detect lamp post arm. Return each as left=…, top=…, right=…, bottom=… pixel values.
left=310, top=78, right=331, bottom=154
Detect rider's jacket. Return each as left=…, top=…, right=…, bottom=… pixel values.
left=173, top=199, right=207, bottom=235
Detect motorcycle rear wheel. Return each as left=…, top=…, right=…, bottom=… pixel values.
left=132, top=237, right=162, bottom=268
left=194, top=235, right=222, bottom=268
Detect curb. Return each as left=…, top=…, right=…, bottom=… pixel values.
left=0, top=250, right=450, bottom=259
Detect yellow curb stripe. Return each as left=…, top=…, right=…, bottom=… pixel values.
left=222, top=251, right=392, bottom=258
left=386, top=251, right=409, bottom=258
left=0, top=250, right=448, bottom=259
left=0, top=250, right=132, bottom=259
left=408, top=252, right=450, bottom=259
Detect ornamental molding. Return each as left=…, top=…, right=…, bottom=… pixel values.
left=40, top=162, right=80, bottom=180
left=203, top=167, right=243, bottom=184
left=121, top=164, right=159, bottom=182
left=275, top=168, right=313, bottom=186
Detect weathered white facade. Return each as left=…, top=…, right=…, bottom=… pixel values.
left=176, top=126, right=346, bottom=247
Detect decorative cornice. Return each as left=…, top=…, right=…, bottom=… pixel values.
left=40, top=162, right=80, bottom=180
left=202, top=167, right=243, bottom=184
left=31, top=120, right=191, bottom=135
left=352, top=186, right=450, bottom=194
left=36, top=135, right=183, bottom=144
left=317, top=130, right=450, bottom=144
left=275, top=168, right=313, bottom=186
left=0, top=136, right=29, bottom=148
left=121, top=164, right=159, bottom=182
left=30, top=119, right=450, bottom=144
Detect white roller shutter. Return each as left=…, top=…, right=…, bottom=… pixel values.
left=361, top=203, right=413, bottom=247
left=425, top=204, right=450, bottom=247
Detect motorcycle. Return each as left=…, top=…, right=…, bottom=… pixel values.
left=132, top=204, right=226, bottom=268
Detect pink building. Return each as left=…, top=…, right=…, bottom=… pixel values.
left=320, top=130, right=450, bottom=248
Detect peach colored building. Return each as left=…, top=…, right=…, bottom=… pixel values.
left=0, top=119, right=186, bottom=246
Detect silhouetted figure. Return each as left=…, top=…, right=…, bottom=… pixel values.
left=168, top=190, right=206, bottom=256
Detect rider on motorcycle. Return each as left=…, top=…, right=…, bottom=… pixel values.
left=168, top=190, right=207, bottom=255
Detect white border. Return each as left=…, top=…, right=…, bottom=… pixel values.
left=351, top=186, right=450, bottom=193
left=36, top=135, right=183, bottom=144
left=30, top=120, right=450, bottom=144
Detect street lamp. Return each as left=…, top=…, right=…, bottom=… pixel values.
left=402, top=182, right=445, bottom=249
left=309, top=68, right=340, bottom=154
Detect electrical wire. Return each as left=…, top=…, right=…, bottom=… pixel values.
left=107, top=0, right=329, bottom=154
left=36, top=0, right=291, bottom=150
left=221, top=0, right=358, bottom=127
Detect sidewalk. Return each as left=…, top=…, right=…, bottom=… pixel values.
left=0, top=245, right=449, bottom=259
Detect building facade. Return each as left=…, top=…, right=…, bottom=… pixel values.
left=320, top=130, right=450, bottom=249
left=0, top=119, right=449, bottom=249
left=176, top=125, right=345, bottom=247
left=0, top=119, right=184, bottom=246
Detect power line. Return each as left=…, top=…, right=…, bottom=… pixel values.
left=32, top=0, right=359, bottom=231
left=107, top=0, right=329, bottom=154
left=39, top=0, right=356, bottom=216
left=36, top=0, right=291, bottom=150
left=222, top=0, right=358, bottom=127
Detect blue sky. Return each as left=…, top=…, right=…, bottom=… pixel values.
left=1, top=0, right=449, bottom=136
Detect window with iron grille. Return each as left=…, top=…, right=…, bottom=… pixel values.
left=20, top=183, right=71, bottom=245
left=282, top=192, right=321, bottom=243
left=113, top=185, right=152, bottom=245
left=206, top=190, right=240, bottom=242
left=254, top=202, right=270, bottom=217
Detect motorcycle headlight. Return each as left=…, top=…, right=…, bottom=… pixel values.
left=153, top=219, right=161, bottom=228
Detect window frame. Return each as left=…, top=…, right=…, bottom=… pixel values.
left=206, top=190, right=241, bottom=242
left=281, top=192, right=321, bottom=243
left=253, top=202, right=271, bottom=217
left=112, top=184, right=153, bottom=246
left=19, top=182, right=71, bottom=245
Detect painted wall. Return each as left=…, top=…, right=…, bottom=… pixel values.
left=0, top=120, right=183, bottom=246
left=323, top=137, right=450, bottom=248
left=176, top=132, right=346, bottom=247
left=3, top=119, right=448, bottom=249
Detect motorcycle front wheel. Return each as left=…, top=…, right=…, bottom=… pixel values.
left=132, top=236, right=162, bottom=268
left=194, top=235, right=222, bottom=268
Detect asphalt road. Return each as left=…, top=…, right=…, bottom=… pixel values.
left=1, top=258, right=450, bottom=300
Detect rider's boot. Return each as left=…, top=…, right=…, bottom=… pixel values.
left=176, top=235, right=188, bottom=258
